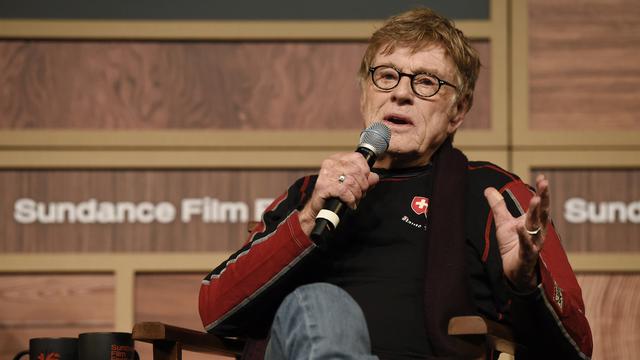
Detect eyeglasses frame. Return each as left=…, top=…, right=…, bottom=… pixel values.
left=368, top=65, right=458, bottom=98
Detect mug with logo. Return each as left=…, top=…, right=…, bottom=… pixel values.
left=13, top=337, right=78, bottom=360
left=78, top=332, right=138, bottom=360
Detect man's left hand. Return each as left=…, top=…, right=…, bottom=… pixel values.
left=484, top=174, right=550, bottom=291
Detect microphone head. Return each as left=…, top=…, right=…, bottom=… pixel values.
left=359, top=122, right=391, bottom=156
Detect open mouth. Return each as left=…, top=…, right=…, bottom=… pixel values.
left=383, top=115, right=412, bottom=126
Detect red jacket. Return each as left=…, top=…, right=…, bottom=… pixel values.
left=199, top=162, right=593, bottom=359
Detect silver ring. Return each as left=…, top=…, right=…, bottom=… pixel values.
left=338, top=174, right=346, bottom=184
left=526, top=226, right=542, bottom=235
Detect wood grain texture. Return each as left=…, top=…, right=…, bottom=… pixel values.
left=134, top=273, right=203, bottom=330
left=1, top=169, right=310, bottom=252
left=134, top=273, right=228, bottom=360
left=0, top=273, right=114, bottom=359
left=577, top=274, right=640, bottom=360
left=461, top=40, right=490, bottom=130
left=528, top=0, right=640, bottom=130
left=532, top=169, right=640, bottom=252
left=0, top=274, right=114, bottom=326
left=0, top=40, right=491, bottom=130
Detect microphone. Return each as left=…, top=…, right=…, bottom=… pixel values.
left=310, top=122, right=391, bottom=243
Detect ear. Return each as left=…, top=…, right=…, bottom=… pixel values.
left=447, top=99, right=468, bottom=134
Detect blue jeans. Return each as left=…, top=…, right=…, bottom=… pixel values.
left=265, top=283, right=380, bottom=360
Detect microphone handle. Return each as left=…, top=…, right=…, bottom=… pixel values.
left=310, top=147, right=377, bottom=245
left=310, top=198, right=345, bottom=242
left=356, top=147, right=377, bottom=167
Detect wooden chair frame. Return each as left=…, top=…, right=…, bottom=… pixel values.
left=133, top=315, right=515, bottom=360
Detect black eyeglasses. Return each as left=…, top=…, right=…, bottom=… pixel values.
left=368, top=65, right=458, bottom=98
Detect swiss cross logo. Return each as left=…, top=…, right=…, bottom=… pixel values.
left=411, top=196, right=429, bottom=216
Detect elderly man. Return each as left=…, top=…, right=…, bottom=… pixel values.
left=199, top=8, right=592, bottom=360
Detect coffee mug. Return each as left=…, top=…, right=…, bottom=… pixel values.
left=13, top=337, right=78, bottom=360
left=78, top=332, right=138, bottom=360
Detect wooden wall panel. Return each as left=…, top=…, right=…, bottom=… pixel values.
left=1, top=169, right=310, bottom=252
left=0, top=40, right=491, bottom=131
left=134, top=273, right=203, bottom=329
left=0, top=274, right=114, bottom=326
left=0, top=273, right=114, bottom=359
left=577, top=274, right=640, bottom=360
left=134, top=273, right=226, bottom=360
left=528, top=0, right=640, bottom=130
left=532, top=169, right=640, bottom=252
left=461, top=40, right=490, bottom=130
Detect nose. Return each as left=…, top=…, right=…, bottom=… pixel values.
left=390, top=76, right=414, bottom=105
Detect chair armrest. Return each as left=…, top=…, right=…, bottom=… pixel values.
left=132, top=322, right=244, bottom=357
left=448, top=315, right=516, bottom=355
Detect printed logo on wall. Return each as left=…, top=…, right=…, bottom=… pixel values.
left=13, top=198, right=275, bottom=225
left=564, top=197, right=640, bottom=224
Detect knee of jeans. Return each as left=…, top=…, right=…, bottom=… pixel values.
left=269, top=283, right=374, bottom=359
left=280, top=282, right=365, bottom=322
left=293, top=282, right=350, bottom=300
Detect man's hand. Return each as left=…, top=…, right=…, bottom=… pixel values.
left=484, top=174, right=550, bottom=291
left=299, top=153, right=379, bottom=235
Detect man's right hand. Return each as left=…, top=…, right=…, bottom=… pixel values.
left=299, top=152, right=380, bottom=235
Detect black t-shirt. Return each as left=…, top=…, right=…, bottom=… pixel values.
left=321, top=165, right=433, bottom=359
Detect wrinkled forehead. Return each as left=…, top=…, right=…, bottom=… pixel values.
left=373, top=42, right=459, bottom=79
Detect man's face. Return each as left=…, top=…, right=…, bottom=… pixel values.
left=361, top=44, right=465, bottom=168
